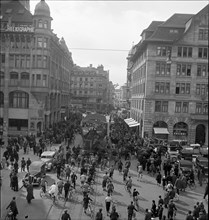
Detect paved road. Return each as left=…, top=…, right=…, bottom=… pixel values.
left=1, top=146, right=208, bottom=220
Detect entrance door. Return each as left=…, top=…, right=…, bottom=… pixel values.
left=37, top=121, right=42, bottom=137
left=195, top=124, right=205, bottom=146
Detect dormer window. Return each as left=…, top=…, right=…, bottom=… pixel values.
left=44, top=21, right=48, bottom=28
left=38, top=19, right=43, bottom=28
left=169, top=29, right=179, bottom=33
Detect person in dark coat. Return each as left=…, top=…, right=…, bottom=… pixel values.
left=61, top=210, right=71, bottom=220
left=13, top=173, right=19, bottom=191
left=156, top=172, right=162, bottom=186
left=6, top=197, right=19, bottom=220
left=26, top=183, right=34, bottom=203
left=14, top=161, right=19, bottom=173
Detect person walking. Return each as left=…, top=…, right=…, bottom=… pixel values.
left=71, top=172, right=77, bottom=189
left=127, top=201, right=137, bottom=220
left=110, top=208, right=119, bottom=220
left=26, top=158, right=31, bottom=173
left=156, top=172, right=162, bottom=186
left=105, top=193, right=113, bottom=216
left=61, top=210, right=71, bottom=220
left=21, top=157, right=26, bottom=172
left=186, top=210, right=194, bottom=220
left=157, top=204, right=164, bottom=220
left=14, top=160, right=19, bottom=174
left=26, top=182, right=34, bottom=204
left=64, top=180, right=71, bottom=201
left=6, top=197, right=19, bottom=220
left=13, top=172, right=19, bottom=192
left=65, top=165, right=71, bottom=181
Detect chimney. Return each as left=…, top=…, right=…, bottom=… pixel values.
left=89, top=64, right=92, bottom=68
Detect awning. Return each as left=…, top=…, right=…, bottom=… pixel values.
left=154, top=128, right=169, bottom=134
left=129, top=123, right=140, bottom=127
left=124, top=118, right=135, bottom=123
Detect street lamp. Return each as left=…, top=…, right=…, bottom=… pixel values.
left=105, top=115, right=110, bottom=138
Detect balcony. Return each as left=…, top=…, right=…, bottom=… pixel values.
left=190, top=113, right=208, bottom=121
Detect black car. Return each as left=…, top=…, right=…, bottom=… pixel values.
left=22, top=161, right=46, bottom=187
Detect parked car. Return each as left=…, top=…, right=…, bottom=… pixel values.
left=169, top=140, right=188, bottom=151
left=22, top=161, right=46, bottom=187
left=40, top=151, right=57, bottom=171
left=195, top=156, right=208, bottom=178
left=181, top=144, right=201, bottom=161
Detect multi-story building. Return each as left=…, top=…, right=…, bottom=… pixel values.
left=0, top=0, right=73, bottom=139
left=114, top=84, right=128, bottom=108
left=70, top=64, right=110, bottom=113
left=127, top=5, right=208, bottom=145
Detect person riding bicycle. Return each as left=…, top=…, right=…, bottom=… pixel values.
left=82, top=181, right=90, bottom=197
left=167, top=199, right=177, bottom=219
left=48, top=182, right=57, bottom=197
left=126, top=176, right=132, bottom=193
left=83, top=194, right=93, bottom=214
left=40, top=178, right=47, bottom=194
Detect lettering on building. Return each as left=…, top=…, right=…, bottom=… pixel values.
left=5, top=24, right=34, bottom=33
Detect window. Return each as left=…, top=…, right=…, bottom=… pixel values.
left=20, top=55, right=25, bottom=68
left=197, top=64, right=207, bottom=77
left=37, top=55, right=42, bottom=68
left=162, top=101, right=168, bottom=112
left=198, top=29, right=208, bottom=40
left=44, top=21, right=48, bottom=29
left=186, top=83, right=190, bottom=94
left=156, top=62, right=169, bottom=75
left=175, top=102, right=181, bottom=113
left=0, top=71, right=4, bottom=85
left=80, top=77, right=82, bottom=81
left=155, top=101, right=161, bottom=112
left=37, top=37, right=42, bottom=48
left=37, top=74, right=41, bottom=80
left=26, top=55, right=30, bottom=68
left=196, top=103, right=202, bottom=114
left=43, top=75, right=47, bottom=87
left=196, top=84, right=200, bottom=95
left=90, top=83, right=93, bottom=87
left=176, top=83, right=180, bottom=94
left=38, top=19, right=43, bottom=28
left=203, top=103, right=208, bottom=114
left=156, top=46, right=171, bottom=56
left=180, top=83, right=185, bottom=94
left=0, top=54, right=5, bottom=64
left=201, top=84, right=206, bottom=96
left=165, top=82, right=170, bottom=94
left=21, top=72, right=29, bottom=86
left=9, top=119, right=28, bottom=131
left=160, top=82, right=165, bottom=93
left=0, top=92, right=3, bottom=107
left=43, top=38, right=48, bottom=48
left=15, top=55, right=20, bottom=68
left=9, top=91, right=29, bottom=108
left=177, top=47, right=193, bottom=57
left=182, top=102, right=189, bottom=113
left=155, top=82, right=160, bottom=93
left=198, top=47, right=208, bottom=59
left=43, top=56, right=48, bottom=68
left=177, top=64, right=192, bottom=76
left=10, top=72, right=18, bottom=86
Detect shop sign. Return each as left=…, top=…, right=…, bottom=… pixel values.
left=5, top=24, right=34, bottom=33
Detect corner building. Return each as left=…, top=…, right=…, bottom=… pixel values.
left=0, top=0, right=73, bottom=137
left=128, top=5, right=208, bottom=145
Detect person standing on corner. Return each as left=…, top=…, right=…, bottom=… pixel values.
left=26, top=182, right=34, bottom=204
left=61, top=210, right=71, bottom=220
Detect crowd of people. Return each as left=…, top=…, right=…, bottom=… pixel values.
left=1, top=113, right=208, bottom=220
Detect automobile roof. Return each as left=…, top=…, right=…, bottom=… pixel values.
left=179, top=160, right=193, bottom=165
left=41, top=151, right=56, bottom=156
left=30, top=160, right=45, bottom=169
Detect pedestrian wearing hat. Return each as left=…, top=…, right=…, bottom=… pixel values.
left=61, top=210, right=71, bottom=220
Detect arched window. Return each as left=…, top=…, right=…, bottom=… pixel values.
left=44, top=21, right=48, bottom=28
left=38, top=19, right=43, bottom=28
left=21, top=72, right=30, bottom=86
left=0, top=92, right=4, bottom=107
left=0, top=71, right=4, bottom=85
left=10, top=72, right=18, bottom=86
left=9, top=91, right=29, bottom=108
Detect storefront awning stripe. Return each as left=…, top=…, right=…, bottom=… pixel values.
left=154, top=128, right=169, bottom=134
left=127, top=120, right=138, bottom=125
left=124, top=118, right=134, bottom=122
left=129, top=123, right=140, bottom=127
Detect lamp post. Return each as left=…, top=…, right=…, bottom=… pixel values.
left=105, top=115, right=110, bottom=138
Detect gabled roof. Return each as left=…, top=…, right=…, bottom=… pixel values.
left=146, top=21, right=164, bottom=32
left=160, top=13, right=194, bottom=28
left=0, top=0, right=32, bottom=23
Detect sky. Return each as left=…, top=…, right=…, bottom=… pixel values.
left=30, top=0, right=208, bottom=87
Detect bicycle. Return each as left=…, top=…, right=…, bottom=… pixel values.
left=40, top=188, right=57, bottom=204
left=4, top=209, right=13, bottom=220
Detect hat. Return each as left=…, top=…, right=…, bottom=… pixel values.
left=64, top=210, right=68, bottom=213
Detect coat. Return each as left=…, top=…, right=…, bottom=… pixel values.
left=7, top=200, right=18, bottom=215
left=26, top=184, right=34, bottom=201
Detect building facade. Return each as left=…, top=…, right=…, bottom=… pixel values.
left=70, top=64, right=110, bottom=113
left=0, top=0, right=73, bottom=139
left=128, top=5, right=208, bottom=145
